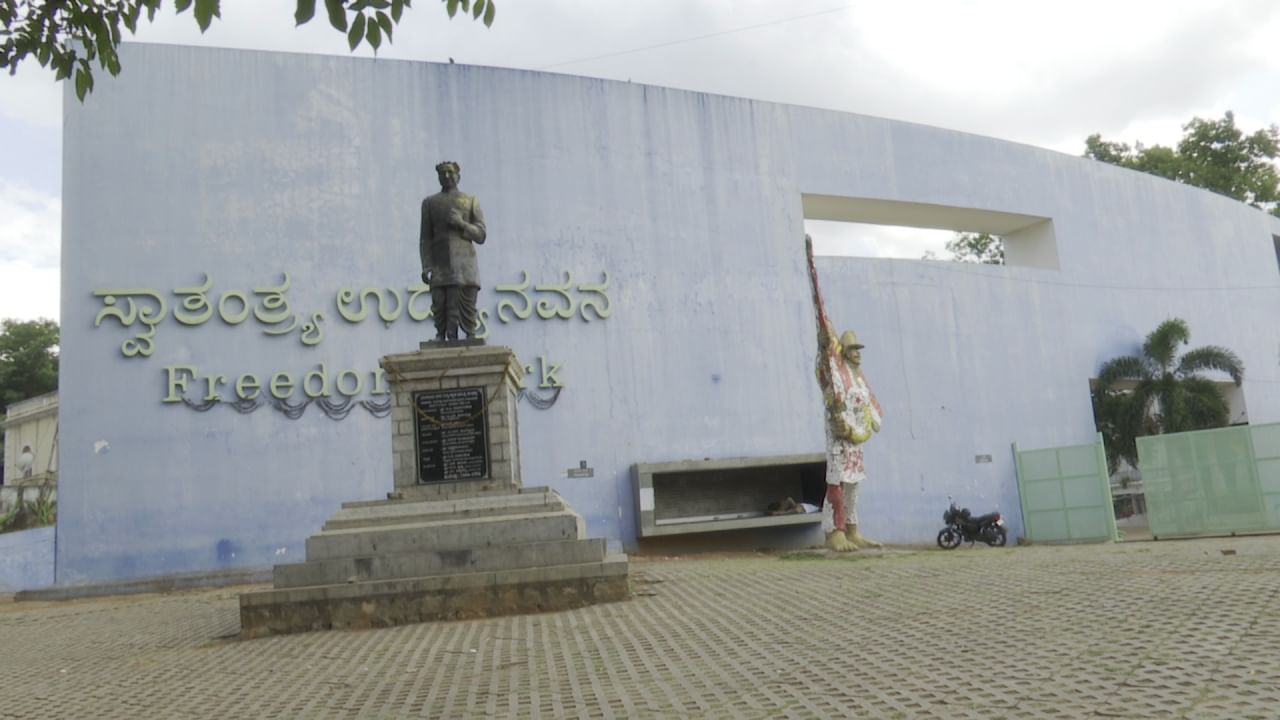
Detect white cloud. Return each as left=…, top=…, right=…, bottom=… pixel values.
left=0, top=180, right=60, bottom=322
left=0, top=260, right=60, bottom=322
left=0, top=180, right=60, bottom=268
left=0, top=64, right=61, bottom=130
left=806, top=220, right=958, bottom=261
left=831, top=0, right=1278, bottom=152
left=1, top=0, right=1278, bottom=318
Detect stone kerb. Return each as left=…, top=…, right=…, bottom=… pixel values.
left=381, top=345, right=524, bottom=490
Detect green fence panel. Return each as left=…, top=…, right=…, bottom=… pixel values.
left=1138, top=422, right=1280, bottom=538
left=1014, top=434, right=1118, bottom=544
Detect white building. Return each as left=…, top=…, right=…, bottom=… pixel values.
left=46, top=43, right=1280, bottom=586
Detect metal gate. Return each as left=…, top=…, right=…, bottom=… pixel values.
left=1013, top=434, right=1118, bottom=544
left=1138, top=422, right=1280, bottom=539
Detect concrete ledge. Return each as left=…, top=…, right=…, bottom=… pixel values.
left=342, top=484, right=549, bottom=510
left=383, top=343, right=515, bottom=364
left=392, top=480, right=537, bottom=500
left=273, top=537, right=608, bottom=588
left=245, top=556, right=628, bottom=606
left=380, top=345, right=523, bottom=384
left=16, top=566, right=271, bottom=602
left=325, top=491, right=564, bottom=530
left=389, top=365, right=508, bottom=383
left=643, top=513, right=823, bottom=537
left=240, top=556, right=630, bottom=638
left=305, top=510, right=585, bottom=559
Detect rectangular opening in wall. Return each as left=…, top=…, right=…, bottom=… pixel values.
left=802, top=194, right=1058, bottom=270
left=805, top=220, right=1006, bottom=264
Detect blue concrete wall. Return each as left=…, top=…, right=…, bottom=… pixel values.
left=0, top=526, right=55, bottom=591
left=58, top=44, right=1280, bottom=583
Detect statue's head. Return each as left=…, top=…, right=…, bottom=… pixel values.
left=840, top=329, right=864, bottom=367
left=435, top=161, right=461, bottom=190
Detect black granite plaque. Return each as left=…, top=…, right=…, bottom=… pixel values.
left=413, top=387, right=490, bottom=483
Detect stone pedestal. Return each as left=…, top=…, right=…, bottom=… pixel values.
left=383, top=344, right=523, bottom=493
left=238, top=343, right=629, bottom=639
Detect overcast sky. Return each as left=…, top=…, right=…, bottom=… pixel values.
left=2, top=0, right=1278, bottom=322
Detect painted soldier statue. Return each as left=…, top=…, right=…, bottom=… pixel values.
left=420, top=160, right=488, bottom=341
left=804, top=234, right=884, bottom=552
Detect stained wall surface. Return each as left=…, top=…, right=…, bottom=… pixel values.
left=0, top=527, right=55, bottom=591
left=58, top=43, right=1280, bottom=583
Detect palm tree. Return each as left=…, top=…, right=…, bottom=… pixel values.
left=1093, top=318, right=1244, bottom=471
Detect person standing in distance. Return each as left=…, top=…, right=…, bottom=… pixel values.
left=420, top=160, right=487, bottom=341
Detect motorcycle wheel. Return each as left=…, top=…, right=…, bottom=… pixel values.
left=985, top=526, right=1008, bottom=547
left=936, top=527, right=962, bottom=550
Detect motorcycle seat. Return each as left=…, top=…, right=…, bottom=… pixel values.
left=970, top=512, right=1000, bottom=525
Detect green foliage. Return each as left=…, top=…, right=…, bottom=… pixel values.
left=947, top=232, right=1003, bottom=265
left=0, top=0, right=496, bottom=101
left=0, top=489, right=57, bottom=533
left=0, top=318, right=59, bottom=416
left=1085, top=111, right=1280, bottom=217
left=922, top=232, right=1004, bottom=265
left=26, top=493, right=56, bottom=526
left=0, top=503, right=17, bottom=530
left=1092, top=318, right=1243, bottom=472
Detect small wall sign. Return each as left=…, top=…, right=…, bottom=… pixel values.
left=566, top=460, right=594, bottom=478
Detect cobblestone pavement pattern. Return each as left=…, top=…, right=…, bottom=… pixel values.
left=3, top=536, right=1280, bottom=719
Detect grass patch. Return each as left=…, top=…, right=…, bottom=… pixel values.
left=779, top=551, right=895, bottom=562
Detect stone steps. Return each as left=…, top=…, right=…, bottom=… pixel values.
left=241, top=556, right=630, bottom=638
left=273, top=537, right=607, bottom=589
left=323, top=490, right=565, bottom=530
left=238, top=345, right=627, bottom=639
left=241, top=483, right=628, bottom=638
left=342, top=484, right=554, bottom=510
left=305, top=509, right=585, bottom=560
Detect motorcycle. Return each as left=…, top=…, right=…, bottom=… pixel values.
left=936, top=497, right=1007, bottom=549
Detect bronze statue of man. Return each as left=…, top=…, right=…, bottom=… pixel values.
left=420, top=161, right=487, bottom=341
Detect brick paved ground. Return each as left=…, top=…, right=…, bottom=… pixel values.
left=3, top=536, right=1279, bottom=719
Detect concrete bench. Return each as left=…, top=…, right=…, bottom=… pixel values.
left=632, top=453, right=826, bottom=537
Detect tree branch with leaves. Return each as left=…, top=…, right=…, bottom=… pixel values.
left=1085, top=111, right=1280, bottom=217
left=0, top=318, right=59, bottom=417
left=922, top=232, right=1004, bottom=265
left=1, top=0, right=496, bottom=100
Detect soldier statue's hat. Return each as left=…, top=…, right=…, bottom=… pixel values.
left=839, top=330, right=865, bottom=350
